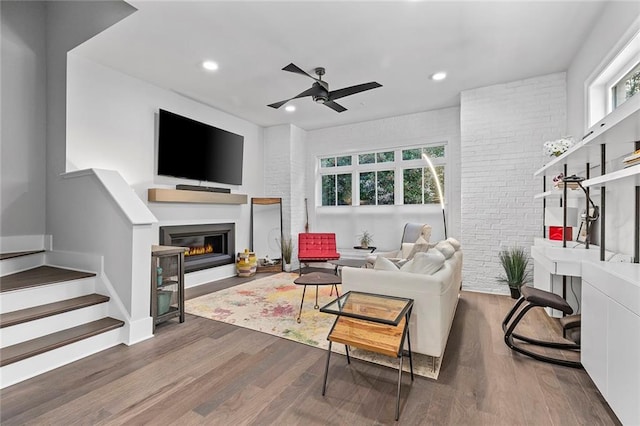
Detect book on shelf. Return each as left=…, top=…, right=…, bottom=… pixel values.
left=623, top=149, right=640, bottom=162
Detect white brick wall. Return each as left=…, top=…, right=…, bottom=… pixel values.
left=460, top=72, right=567, bottom=294
left=264, top=124, right=306, bottom=265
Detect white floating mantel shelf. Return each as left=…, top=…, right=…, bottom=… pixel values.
left=147, top=188, right=248, bottom=205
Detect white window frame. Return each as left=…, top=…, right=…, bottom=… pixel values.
left=317, top=142, right=447, bottom=207
left=586, top=19, right=640, bottom=128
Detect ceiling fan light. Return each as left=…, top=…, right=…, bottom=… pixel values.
left=285, top=105, right=296, bottom=112
left=313, top=95, right=328, bottom=103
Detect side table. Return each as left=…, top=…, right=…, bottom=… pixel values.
left=151, top=245, right=187, bottom=332
left=320, top=291, right=414, bottom=420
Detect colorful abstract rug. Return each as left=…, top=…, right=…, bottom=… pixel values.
left=185, top=272, right=440, bottom=379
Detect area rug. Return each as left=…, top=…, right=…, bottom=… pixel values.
left=185, top=272, right=440, bottom=379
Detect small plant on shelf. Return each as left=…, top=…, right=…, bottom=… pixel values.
left=358, top=230, right=373, bottom=248
left=497, top=246, right=531, bottom=299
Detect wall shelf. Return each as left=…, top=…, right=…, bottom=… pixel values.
left=534, top=95, right=640, bottom=177
left=148, top=188, right=248, bottom=204
left=583, top=164, right=640, bottom=188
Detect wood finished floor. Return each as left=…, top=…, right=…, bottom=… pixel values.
left=0, top=288, right=620, bottom=425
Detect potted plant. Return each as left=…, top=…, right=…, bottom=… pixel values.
left=279, top=236, right=293, bottom=272
left=497, top=246, right=531, bottom=299
left=358, top=230, right=373, bottom=249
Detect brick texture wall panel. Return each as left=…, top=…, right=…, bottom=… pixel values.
left=460, top=72, right=566, bottom=294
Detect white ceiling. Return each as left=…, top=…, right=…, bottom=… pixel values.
left=73, top=0, right=606, bottom=131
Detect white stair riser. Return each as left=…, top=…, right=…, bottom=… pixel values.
left=0, top=303, right=110, bottom=347
left=0, top=253, right=45, bottom=277
left=0, top=327, right=123, bottom=389
left=0, top=278, right=96, bottom=313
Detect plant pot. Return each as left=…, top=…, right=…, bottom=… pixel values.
left=284, top=263, right=291, bottom=272
left=509, top=287, right=521, bottom=299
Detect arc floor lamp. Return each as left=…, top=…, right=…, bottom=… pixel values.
left=422, top=153, right=447, bottom=239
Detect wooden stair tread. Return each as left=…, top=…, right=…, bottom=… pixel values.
left=0, top=266, right=95, bottom=293
left=0, top=317, right=124, bottom=367
left=0, top=294, right=110, bottom=328
left=0, top=250, right=45, bottom=260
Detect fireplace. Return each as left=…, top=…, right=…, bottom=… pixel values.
left=159, top=223, right=235, bottom=273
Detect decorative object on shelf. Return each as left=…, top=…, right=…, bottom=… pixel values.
left=545, top=207, right=578, bottom=240
left=278, top=236, right=293, bottom=272
left=156, top=266, right=163, bottom=286
left=358, top=230, right=373, bottom=249
left=236, top=249, right=257, bottom=277
left=497, top=246, right=531, bottom=299
left=157, top=290, right=172, bottom=315
left=562, top=175, right=600, bottom=247
left=422, top=153, right=448, bottom=238
left=543, top=136, right=575, bottom=157
left=551, top=173, right=579, bottom=189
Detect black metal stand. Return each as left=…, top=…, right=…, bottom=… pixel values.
left=502, top=296, right=582, bottom=369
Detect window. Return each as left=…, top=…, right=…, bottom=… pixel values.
left=318, top=143, right=446, bottom=207
left=319, top=155, right=352, bottom=206
left=611, top=61, right=640, bottom=110
left=402, top=146, right=445, bottom=205
left=587, top=27, right=640, bottom=126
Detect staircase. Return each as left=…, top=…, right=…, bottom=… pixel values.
left=0, top=251, right=125, bottom=388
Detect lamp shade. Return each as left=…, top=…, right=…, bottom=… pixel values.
left=544, top=207, right=578, bottom=227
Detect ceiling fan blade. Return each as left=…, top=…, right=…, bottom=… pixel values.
left=328, top=82, right=382, bottom=101
left=282, top=63, right=318, bottom=80
left=323, top=100, right=347, bottom=113
left=267, top=86, right=322, bottom=109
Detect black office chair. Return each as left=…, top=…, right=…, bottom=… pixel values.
left=502, top=285, right=582, bottom=368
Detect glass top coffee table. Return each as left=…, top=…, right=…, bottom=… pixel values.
left=320, top=291, right=414, bottom=421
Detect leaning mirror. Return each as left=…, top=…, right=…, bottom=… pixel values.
left=250, top=197, right=283, bottom=272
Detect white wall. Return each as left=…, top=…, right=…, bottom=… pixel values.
left=66, top=54, right=265, bottom=287
left=0, top=1, right=47, bottom=240
left=304, top=107, right=461, bottom=252
left=460, top=73, right=567, bottom=294
left=567, top=2, right=640, bottom=258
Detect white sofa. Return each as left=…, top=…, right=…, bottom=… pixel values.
left=342, top=245, right=462, bottom=358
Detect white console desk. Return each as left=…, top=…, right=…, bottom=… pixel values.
left=531, top=238, right=602, bottom=317
left=532, top=239, right=640, bottom=425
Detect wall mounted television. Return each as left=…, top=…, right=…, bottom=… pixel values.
left=157, top=109, right=244, bottom=185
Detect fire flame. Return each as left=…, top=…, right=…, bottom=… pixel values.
left=185, top=244, right=214, bottom=257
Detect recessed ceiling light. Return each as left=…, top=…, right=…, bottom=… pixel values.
left=285, top=105, right=296, bottom=112
left=202, top=60, right=219, bottom=71
left=431, top=71, right=447, bottom=81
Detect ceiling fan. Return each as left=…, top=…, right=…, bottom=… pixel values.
left=268, top=63, right=382, bottom=113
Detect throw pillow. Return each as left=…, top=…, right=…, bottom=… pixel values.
left=446, top=237, right=461, bottom=251
left=407, top=236, right=430, bottom=260
left=401, top=242, right=415, bottom=259
left=400, top=250, right=446, bottom=275
left=374, top=256, right=400, bottom=271
left=435, top=240, right=456, bottom=259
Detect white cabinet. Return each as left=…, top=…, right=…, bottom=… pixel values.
left=581, top=261, right=640, bottom=425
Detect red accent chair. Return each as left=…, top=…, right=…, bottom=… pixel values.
left=298, top=233, right=340, bottom=275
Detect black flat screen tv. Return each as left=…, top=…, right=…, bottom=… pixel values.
left=157, top=109, right=244, bottom=185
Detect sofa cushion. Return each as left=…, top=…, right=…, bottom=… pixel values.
left=435, top=241, right=456, bottom=259
left=407, top=236, right=430, bottom=260
left=374, top=256, right=400, bottom=271
left=446, top=237, right=461, bottom=251
left=400, top=250, right=446, bottom=274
